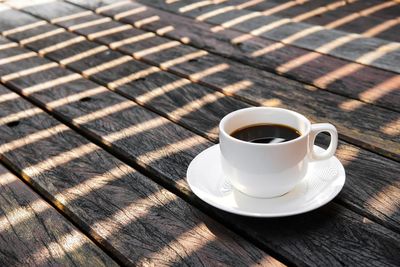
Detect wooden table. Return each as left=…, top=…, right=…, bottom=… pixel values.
left=0, top=0, right=399, bottom=266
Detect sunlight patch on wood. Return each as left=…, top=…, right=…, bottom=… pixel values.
left=21, top=73, right=82, bottom=95
left=261, top=1, right=303, bottom=16
left=113, top=6, right=147, bottom=20
left=1, top=62, right=58, bottom=82
left=170, top=91, right=222, bottom=120
left=0, top=124, right=69, bottom=154
left=0, top=107, right=43, bottom=126
left=0, top=174, right=49, bottom=233
left=160, top=50, right=208, bottom=68
left=46, top=87, right=108, bottom=109
left=220, top=12, right=261, bottom=29
left=133, top=41, right=181, bottom=58
left=261, top=98, right=282, bottom=107
left=179, top=1, right=213, bottom=13
left=380, top=119, right=400, bottom=137
left=281, top=26, right=322, bottom=44
left=0, top=42, right=18, bottom=51
left=107, top=66, right=160, bottom=89
left=196, top=6, right=235, bottom=21
left=277, top=53, right=319, bottom=74
left=358, top=76, right=400, bottom=104
left=143, top=224, right=214, bottom=264
left=335, top=144, right=360, bottom=165
left=292, top=0, right=347, bottom=22
left=189, top=63, right=229, bottom=81
left=136, top=78, right=191, bottom=104
left=50, top=10, right=92, bottom=23
left=91, top=189, right=178, bottom=240
left=82, top=56, right=132, bottom=77
left=109, top=31, right=155, bottom=49
left=20, top=28, right=65, bottom=45
left=250, top=43, right=284, bottom=57
left=39, top=36, right=86, bottom=55
left=360, top=1, right=397, bottom=16
left=155, top=25, right=175, bottom=35
left=313, top=63, right=362, bottom=88
left=134, top=15, right=160, bottom=27
left=222, top=80, right=253, bottom=94
left=87, top=24, right=132, bottom=40
left=72, top=100, right=136, bottom=124
left=325, top=13, right=359, bottom=29
left=356, top=43, right=400, bottom=65
left=367, top=182, right=400, bottom=218
left=250, top=18, right=291, bottom=36
left=0, top=51, right=37, bottom=66
left=0, top=92, right=19, bottom=103
left=32, top=230, right=90, bottom=264
left=59, top=45, right=108, bottom=66
left=363, top=19, right=399, bottom=38
left=316, top=34, right=360, bottom=53
left=23, top=143, right=99, bottom=176
left=236, top=0, right=264, bottom=10
left=104, top=117, right=168, bottom=143
left=137, top=135, right=206, bottom=164
left=338, top=99, right=364, bottom=111
left=68, top=17, right=111, bottom=31
left=2, top=20, right=47, bottom=36
left=54, top=164, right=135, bottom=205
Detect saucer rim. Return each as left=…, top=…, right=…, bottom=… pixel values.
left=187, top=144, right=346, bottom=217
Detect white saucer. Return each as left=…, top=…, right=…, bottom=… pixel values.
left=187, top=144, right=345, bottom=217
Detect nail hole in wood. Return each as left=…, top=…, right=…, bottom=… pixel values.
left=135, top=77, right=146, bottom=82
left=188, top=58, right=198, bottom=63
left=80, top=97, right=92, bottom=102
left=6, top=121, right=20, bottom=128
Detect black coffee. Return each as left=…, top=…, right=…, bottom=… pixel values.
left=231, top=124, right=301, bottom=144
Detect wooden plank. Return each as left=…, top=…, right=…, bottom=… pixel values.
left=123, top=0, right=400, bottom=74
left=57, top=1, right=400, bottom=112
left=0, top=85, right=280, bottom=266
left=221, top=0, right=400, bottom=42
left=50, top=2, right=400, bottom=115
left=5, top=33, right=400, bottom=235
left=0, top=164, right=117, bottom=266
left=335, top=0, right=400, bottom=21
left=0, top=36, right=399, bottom=266
left=4, top=3, right=399, bottom=161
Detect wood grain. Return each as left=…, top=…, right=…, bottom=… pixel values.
left=220, top=0, right=400, bottom=42
left=4, top=3, right=399, bottom=161
left=0, top=37, right=399, bottom=267
left=124, top=0, right=400, bottom=73
left=0, top=9, right=399, bottom=231
left=63, top=0, right=400, bottom=112
left=0, top=84, right=279, bottom=266
left=0, top=164, right=117, bottom=267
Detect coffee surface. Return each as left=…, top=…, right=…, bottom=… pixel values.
left=231, top=124, right=300, bottom=144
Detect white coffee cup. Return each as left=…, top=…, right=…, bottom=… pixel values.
left=219, top=107, right=338, bottom=198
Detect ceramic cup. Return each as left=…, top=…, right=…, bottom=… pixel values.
left=219, top=107, right=338, bottom=198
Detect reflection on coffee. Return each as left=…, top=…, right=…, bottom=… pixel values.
left=231, top=124, right=301, bottom=144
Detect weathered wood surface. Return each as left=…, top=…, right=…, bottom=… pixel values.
left=0, top=7, right=399, bottom=231
left=0, top=37, right=400, bottom=267
left=125, top=0, right=400, bottom=74
left=0, top=84, right=279, bottom=266
left=2, top=4, right=399, bottom=162
left=62, top=0, right=400, bottom=112
left=0, top=164, right=117, bottom=267
left=220, top=0, right=400, bottom=42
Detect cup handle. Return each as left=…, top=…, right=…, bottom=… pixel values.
left=309, top=123, right=338, bottom=161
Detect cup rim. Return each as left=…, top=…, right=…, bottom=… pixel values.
left=219, top=107, right=311, bottom=146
